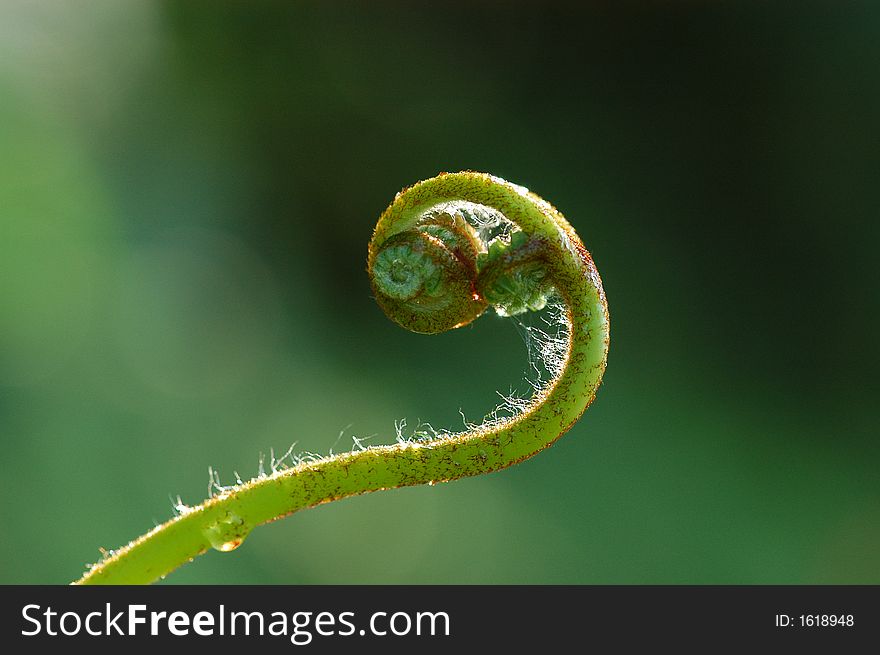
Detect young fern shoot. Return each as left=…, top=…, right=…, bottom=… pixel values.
left=75, top=171, right=610, bottom=585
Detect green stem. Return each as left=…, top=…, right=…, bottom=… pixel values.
left=75, top=171, right=609, bottom=585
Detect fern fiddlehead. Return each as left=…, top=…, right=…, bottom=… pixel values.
left=75, top=171, right=609, bottom=584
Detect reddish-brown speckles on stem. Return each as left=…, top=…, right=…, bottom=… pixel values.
left=75, top=172, right=609, bottom=585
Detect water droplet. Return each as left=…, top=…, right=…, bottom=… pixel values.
left=202, top=511, right=252, bottom=552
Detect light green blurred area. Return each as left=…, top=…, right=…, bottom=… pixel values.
left=1, top=2, right=878, bottom=584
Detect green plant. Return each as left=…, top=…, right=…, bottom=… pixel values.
left=75, top=171, right=610, bottom=584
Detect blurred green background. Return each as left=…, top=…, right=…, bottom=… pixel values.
left=1, top=1, right=878, bottom=584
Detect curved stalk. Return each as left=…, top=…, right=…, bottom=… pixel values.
left=75, top=171, right=609, bottom=584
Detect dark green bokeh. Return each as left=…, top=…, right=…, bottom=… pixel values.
left=1, top=2, right=877, bottom=584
